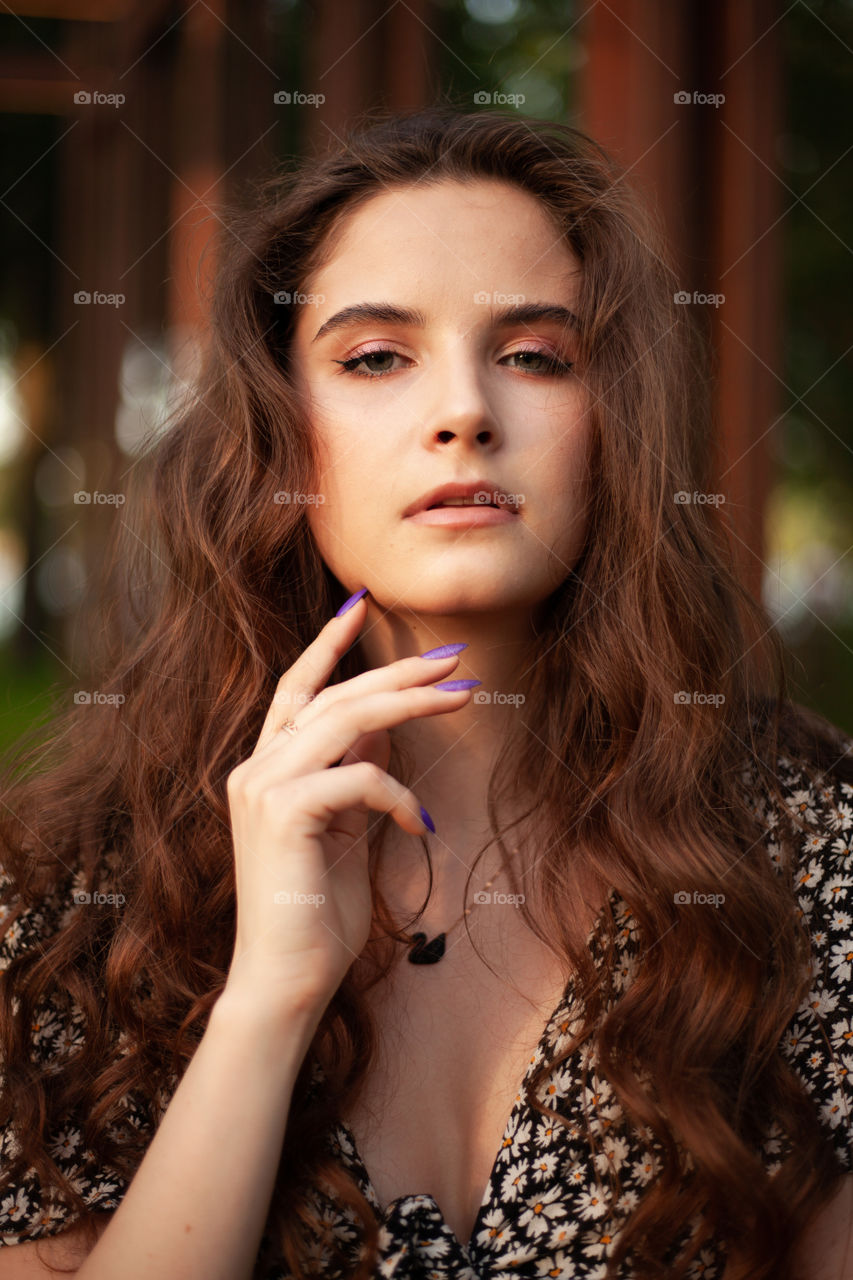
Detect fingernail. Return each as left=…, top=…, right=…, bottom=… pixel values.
left=335, top=587, right=368, bottom=617
left=420, top=805, right=436, bottom=833
left=420, top=643, right=468, bottom=659
left=434, top=679, right=481, bottom=691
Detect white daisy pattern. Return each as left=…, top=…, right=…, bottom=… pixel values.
left=0, top=747, right=851, bottom=1277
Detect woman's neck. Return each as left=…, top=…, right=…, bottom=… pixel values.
left=354, top=599, right=542, bottom=856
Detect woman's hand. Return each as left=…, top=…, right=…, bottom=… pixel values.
left=222, top=592, right=475, bottom=1020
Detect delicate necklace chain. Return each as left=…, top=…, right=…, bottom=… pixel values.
left=402, top=845, right=519, bottom=965
left=276, top=717, right=522, bottom=967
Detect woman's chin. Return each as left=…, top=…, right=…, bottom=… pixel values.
left=366, top=582, right=547, bottom=620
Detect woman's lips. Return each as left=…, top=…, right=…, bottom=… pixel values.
left=405, top=506, right=518, bottom=526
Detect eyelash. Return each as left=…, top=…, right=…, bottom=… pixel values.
left=332, top=346, right=575, bottom=379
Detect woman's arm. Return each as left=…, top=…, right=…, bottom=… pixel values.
left=0, top=601, right=466, bottom=1279
left=69, top=986, right=323, bottom=1280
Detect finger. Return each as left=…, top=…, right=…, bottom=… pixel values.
left=248, top=684, right=475, bottom=787
left=254, top=593, right=368, bottom=754
left=283, top=759, right=430, bottom=840
left=274, top=648, right=465, bottom=743
left=256, top=646, right=466, bottom=762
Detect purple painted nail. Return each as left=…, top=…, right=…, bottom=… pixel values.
left=434, top=679, right=482, bottom=691
left=335, top=587, right=368, bottom=617
left=420, top=805, right=436, bottom=834
left=420, top=643, right=469, bottom=659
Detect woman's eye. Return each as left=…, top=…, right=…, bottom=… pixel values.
left=503, top=350, right=574, bottom=376
left=334, top=349, right=405, bottom=377
left=333, top=347, right=574, bottom=379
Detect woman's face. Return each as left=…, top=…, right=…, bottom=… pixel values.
left=290, top=178, right=592, bottom=619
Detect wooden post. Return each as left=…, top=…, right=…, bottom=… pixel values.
left=581, top=0, right=782, bottom=600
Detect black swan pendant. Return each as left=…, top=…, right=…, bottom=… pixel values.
left=407, top=931, right=447, bottom=964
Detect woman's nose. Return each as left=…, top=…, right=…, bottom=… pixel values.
left=416, top=351, right=503, bottom=448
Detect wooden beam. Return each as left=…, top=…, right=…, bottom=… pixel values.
left=165, top=0, right=225, bottom=359
left=580, top=0, right=782, bottom=601
left=710, top=0, right=783, bottom=603
left=302, top=0, right=378, bottom=153
left=385, top=0, right=435, bottom=111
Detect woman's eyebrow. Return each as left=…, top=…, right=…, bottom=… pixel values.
left=311, top=301, right=579, bottom=343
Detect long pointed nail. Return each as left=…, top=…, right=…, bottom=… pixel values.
left=421, top=643, right=468, bottom=659
left=335, top=587, right=368, bottom=617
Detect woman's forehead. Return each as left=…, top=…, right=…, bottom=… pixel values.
left=311, top=178, right=578, bottom=271
left=294, top=183, right=580, bottom=340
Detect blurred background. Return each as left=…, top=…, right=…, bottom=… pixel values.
left=0, top=0, right=850, bottom=750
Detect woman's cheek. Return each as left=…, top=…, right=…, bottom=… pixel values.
left=305, top=494, right=370, bottom=575
left=304, top=496, right=339, bottom=564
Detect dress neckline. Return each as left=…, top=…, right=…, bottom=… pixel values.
left=326, top=884, right=622, bottom=1257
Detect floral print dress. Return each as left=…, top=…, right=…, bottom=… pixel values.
left=1, top=748, right=852, bottom=1279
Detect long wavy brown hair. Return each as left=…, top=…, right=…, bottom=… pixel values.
left=1, top=102, right=851, bottom=1280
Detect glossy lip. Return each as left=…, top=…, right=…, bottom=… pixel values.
left=407, top=506, right=515, bottom=527
left=402, top=479, right=518, bottom=518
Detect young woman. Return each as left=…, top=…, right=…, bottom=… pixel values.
left=0, top=105, right=850, bottom=1280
